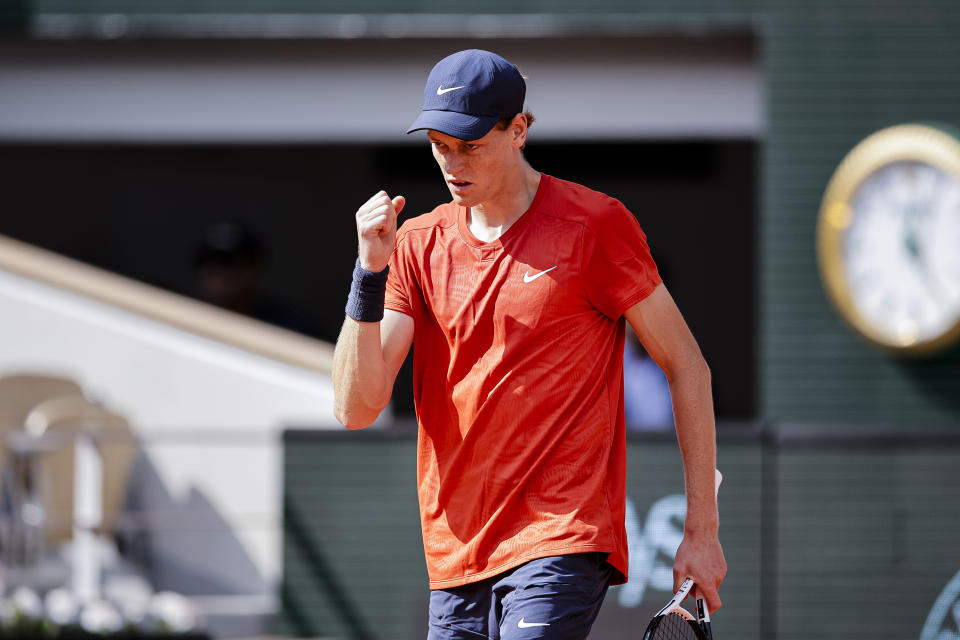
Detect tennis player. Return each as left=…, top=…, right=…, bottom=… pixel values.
left=333, top=49, right=726, bottom=639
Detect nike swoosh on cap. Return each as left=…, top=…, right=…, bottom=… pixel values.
left=437, top=84, right=466, bottom=95
left=518, top=618, right=550, bottom=628
left=523, top=266, right=558, bottom=283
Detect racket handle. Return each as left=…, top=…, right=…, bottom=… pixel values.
left=696, top=596, right=714, bottom=640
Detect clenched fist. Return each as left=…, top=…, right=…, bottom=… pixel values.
left=356, top=191, right=406, bottom=273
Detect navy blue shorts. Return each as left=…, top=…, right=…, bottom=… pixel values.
left=427, top=553, right=613, bottom=640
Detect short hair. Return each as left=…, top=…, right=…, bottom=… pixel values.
left=495, top=111, right=535, bottom=149
left=496, top=110, right=535, bottom=131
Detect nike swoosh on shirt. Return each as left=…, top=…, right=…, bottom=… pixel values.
left=437, top=84, right=466, bottom=95
left=523, top=266, right=558, bottom=283
left=518, top=618, right=551, bottom=628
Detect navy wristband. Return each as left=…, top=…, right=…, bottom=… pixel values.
left=345, top=258, right=389, bottom=322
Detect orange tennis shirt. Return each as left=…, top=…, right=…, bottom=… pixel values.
left=385, top=174, right=661, bottom=589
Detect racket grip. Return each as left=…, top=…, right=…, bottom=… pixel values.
left=701, top=620, right=714, bottom=640
left=696, top=597, right=714, bottom=640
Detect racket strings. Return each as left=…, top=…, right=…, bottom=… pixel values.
left=646, top=610, right=708, bottom=640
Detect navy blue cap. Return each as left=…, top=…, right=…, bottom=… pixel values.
left=407, top=49, right=526, bottom=141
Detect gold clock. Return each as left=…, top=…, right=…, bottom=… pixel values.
left=817, top=123, right=960, bottom=355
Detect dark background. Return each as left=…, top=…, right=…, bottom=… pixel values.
left=0, top=140, right=756, bottom=418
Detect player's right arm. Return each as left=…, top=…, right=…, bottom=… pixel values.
left=333, top=191, right=414, bottom=429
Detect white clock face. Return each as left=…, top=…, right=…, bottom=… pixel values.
left=843, top=160, right=960, bottom=346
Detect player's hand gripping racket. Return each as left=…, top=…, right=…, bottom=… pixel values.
left=641, top=469, right=722, bottom=640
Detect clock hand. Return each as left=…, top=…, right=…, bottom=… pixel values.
left=904, top=229, right=921, bottom=262
left=905, top=231, right=950, bottom=302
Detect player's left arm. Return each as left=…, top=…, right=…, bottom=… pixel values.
left=624, top=282, right=727, bottom=612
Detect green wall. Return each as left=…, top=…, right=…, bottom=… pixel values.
left=24, top=0, right=960, bottom=421
left=759, top=2, right=960, bottom=423
left=281, top=428, right=960, bottom=640
left=279, top=431, right=765, bottom=640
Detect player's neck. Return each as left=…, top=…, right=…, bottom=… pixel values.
left=468, top=164, right=541, bottom=242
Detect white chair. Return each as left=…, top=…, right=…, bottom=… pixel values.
left=0, top=373, right=83, bottom=564
left=25, top=395, right=137, bottom=599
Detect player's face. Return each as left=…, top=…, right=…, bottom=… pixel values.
left=428, top=125, right=519, bottom=208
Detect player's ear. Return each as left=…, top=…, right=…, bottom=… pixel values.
left=512, top=113, right=528, bottom=149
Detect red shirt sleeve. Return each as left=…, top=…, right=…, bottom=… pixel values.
left=582, top=199, right=661, bottom=319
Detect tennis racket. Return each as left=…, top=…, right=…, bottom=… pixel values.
left=641, top=577, right=712, bottom=640
left=641, top=469, right=722, bottom=640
